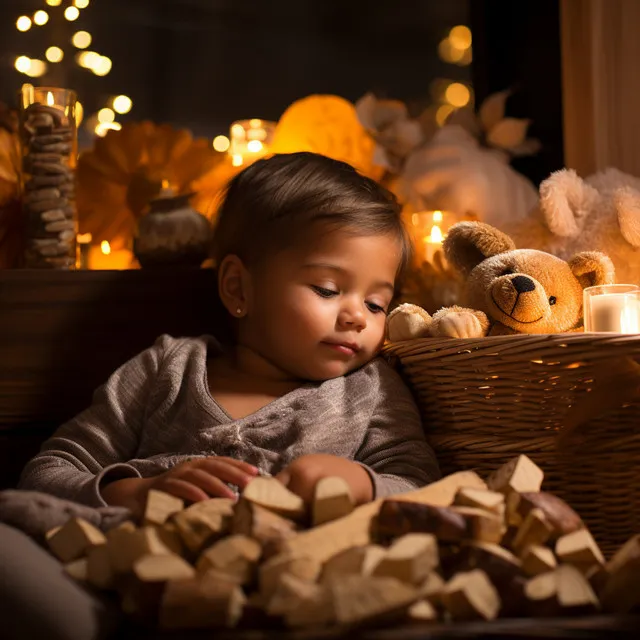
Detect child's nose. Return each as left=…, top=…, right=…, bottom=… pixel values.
left=338, top=304, right=367, bottom=330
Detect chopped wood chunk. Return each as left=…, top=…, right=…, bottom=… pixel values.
left=242, top=477, right=306, bottom=521
left=442, top=569, right=501, bottom=621
left=259, top=553, right=321, bottom=596
left=87, top=544, right=115, bottom=590
left=144, top=490, right=184, bottom=527
left=372, top=533, right=439, bottom=585
left=266, top=573, right=323, bottom=617
left=417, top=572, right=445, bottom=605
left=555, top=528, right=605, bottom=571
left=513, top=492, right=583, bottom=538
left=64, top=558, right=88, bottom=582
left=196, top=534, right=261, bottom=584
left=47, top=517, right=107, bottom=563
left=487, top=455, right=544, bottom=495
left=160, top=573, right=245, bottom=629
left=321, top=545, right=386, bottom=582
left=376, top=501, right=467, bottom=542
left=601, top=534, right=640, bottom=613
left=284, top=583, right=334, bottom=629
left=525, top=564, right=599, bottom=615
left=512, top=508, right=554, bottom=553
left=172, top=498, right=234, bottom=553
left=521, top=545, right=557, bottom=576
left=451, top=506, right=505, bottom=544
left=133, top=553, right=196, bottom=583
left=312, top=476, right=354, bottom=526
left=232, top=499, right=296, bottom=553
left=331, top=575, right=419, bottom=626
left=107, top=526, right=172, bottom=575
left=155, top=521, right=184, bottom=557
left=407, top=599, right=438, bottom=622
left=454, top=487, right=505, bottom=516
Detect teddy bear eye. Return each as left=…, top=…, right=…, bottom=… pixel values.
left=501, top=267, right=514, bottom=276
left=549, top=296, right=557, bottom=306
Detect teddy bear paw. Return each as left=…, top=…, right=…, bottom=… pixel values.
left=387, top=303, right=433, bottom=342
left=432, top=311, right=486, bottom=339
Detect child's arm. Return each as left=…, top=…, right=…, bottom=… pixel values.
left=18, top=336, right=169, bottom=507
left=352, top=359, right=440, bottom=498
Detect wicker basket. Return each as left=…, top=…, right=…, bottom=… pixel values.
left=384, top=333, right=640, bottom=557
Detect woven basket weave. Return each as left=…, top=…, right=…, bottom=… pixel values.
left=384, top=333, right=640, bottom=557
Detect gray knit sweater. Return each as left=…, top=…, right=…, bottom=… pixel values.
left=19, top=335, right=439, bottom=507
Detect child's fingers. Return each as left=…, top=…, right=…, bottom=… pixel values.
left=183, top=468, right=238, bottom=499
left=198, top=459, right=257, bottom=489
left=157, top=477, right=210, bottom=503
left=205, top=457, right=259, bottom=476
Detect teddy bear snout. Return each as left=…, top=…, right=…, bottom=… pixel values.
left=511, top=275, right=536, bottom=294
left=489, top=274, right=548, bottom=325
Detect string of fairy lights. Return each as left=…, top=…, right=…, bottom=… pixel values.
left=12, top=0, right=133, bottom=137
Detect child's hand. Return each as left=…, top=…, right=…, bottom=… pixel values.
left=102, top=457, right=259, bottom=516
left=275, top=454, right=374, bottom=506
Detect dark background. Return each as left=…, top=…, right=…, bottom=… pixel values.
left=0, top=0, right=563, bottom=185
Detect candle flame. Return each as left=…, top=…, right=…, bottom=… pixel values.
left=161, top=179, right=169, bottom=189
left=429, top=224, right=444, bottom=243
left=46, top=91, right=55, bottom=106
left=77, top=233, right=92, bottom=244
left=100, top=240, right=111, bottom=255
left=432, top=210, right=443, bottom=223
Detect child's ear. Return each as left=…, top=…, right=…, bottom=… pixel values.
left=569, top=251, right=616, bottom=289
left=443, top=221, right=515, bottom=277
left=217, top=255, right=251, bottom=318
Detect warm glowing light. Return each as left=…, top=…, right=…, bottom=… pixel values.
left=46, top=92, right=55, bottom=107
left=77, top=233, right=92, bottom=244
left=25, top=60, right=47, bottom=78
left=34, top=11, right=49, bottom=26
left=76, top=101, right=84, bottom=126
left=77, top=51, right=99, bottom=68
left=95, top=122, right=122, bottom=137
left=74, top=0, right=90, bottom=8
left=112, top=95, right=132, bottom=114
left=438, top=38, right=464, bottom=64
left=436, top=104, right=455, bottom=127
left=459, top=48, right=472, bottom=66
left=231, top=154, right=243, bottom=167
left=98, top=108, right=115, bottom=123
left=247, top=140, right=263, bottom=153
left=449, top=25, right=472, bottom=50
left=433, top=210, right=444, bottom=223
left=427, top=225, right=444, bottom=244
left=92, top=56, right=112, bottom=76
left=72, top=31, right=92, bottom=49
left=213, top=135, right=230, bottom=152
left=444, top=82, right=471, bottom=107
left=249, top=118, right=262, bottom=128
left=15, top=56, right=32, bottom=73
left=101, top=241, right=111, bottom=255
left=64, top=6, right=80, bottom=21
left=17, top=16, right=32, bottom=32
left=230, top=124, right=245, bottom=139
left=46, top=47, right=64, bottom=63
left=46, top=0, right=62, bottom=6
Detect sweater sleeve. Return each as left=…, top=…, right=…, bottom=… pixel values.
left=354, top=359, right=441, bottom=498
left=18, top=335, right=170, bottom=507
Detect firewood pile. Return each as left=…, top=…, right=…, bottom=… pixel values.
left=45, top=456, right=640, bottom=632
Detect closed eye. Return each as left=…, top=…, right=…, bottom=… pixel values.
left=366, top=301, right=386, bottom=314
left=311, top=285, right=338, bottom=298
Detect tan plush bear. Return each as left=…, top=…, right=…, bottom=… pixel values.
left=504, top=168, right=640, bottom=285
left=388, top=221, right=615, bottom=341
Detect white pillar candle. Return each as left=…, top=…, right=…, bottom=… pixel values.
left=586, top=293, right=640, bottom=332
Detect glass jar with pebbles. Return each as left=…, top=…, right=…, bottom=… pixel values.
left=18, top=86, right=79, bottom=269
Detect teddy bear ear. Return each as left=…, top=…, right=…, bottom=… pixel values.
left=569, top=251, right=616, bottom=289
left=539, top=169, right=600, bottom=238
left=613, top=186, right=640, bottom=247
left=443, top=221, right=516, bottom=276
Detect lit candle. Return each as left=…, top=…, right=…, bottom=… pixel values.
left=88, top=240, right=134, bottom=270
left=410, top=210, right=448, bottom=265
left=228, top=119, right=275, bottom=167
left=586, top=293, right=640, bottom=332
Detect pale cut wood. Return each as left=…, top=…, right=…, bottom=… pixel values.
left=418, top=572, right=445, bottom=605
left=451, top=506, right=505, bottom=544
left=266, top=573, right=323, bottom=617
left=284, top=584, right=334, bottom=629
left=376, top=501, right=468, bottom=542
left=196, top=534, right=261, bottom=584
left=48, top=517, right=107, bottom=563
left=232, top=499, right=297, bottom=552
left=330, top=575, right=419, bottom=626
left=259, top=553, right=321, bottom=595
left=160, top=574, right=246, bottom=629
left=144, top=489, right=184, bottom=527
left=514, top=492, right=583, bottom=538
left=525, top=564, right=599, bottom=614
left=106, top=521, right=136, bottom=537
left=107, top=526, right=171, bottom=575
left=321, top=545, right=386, bottom=582
left=172, top=498, right=234, bottom=553
left=45, top=525, right=62, bottom=541
left=454, top=487, right=505, bottom=516
left=556, top=528, right=605, bottom=570
left=601, top=534, right=640, bottom=613
left=282, top=471, right=486, bottom=565
left=441, top=569, right=501, bottom=621
left=512, top=508, right=554, bottom=553
left=521, top=545, right=557, bottom=576
left=487, top=455, right=544, bottom=495
left=312, top=476, right=354, bottom=526
left=454, top=542, right=522, bottom=592
left=87, top=544, right=115, bottom=590
left=64, top=558, right=88, bottom=582
left=156, top=521, right=184, bottom=557
left=407, top=599, right=437, bottom=622
left=242, top=476, right=306, bottom=521
left=372, top=533, right=438, bottom=585
left=133, top=553, right=196, bottom=583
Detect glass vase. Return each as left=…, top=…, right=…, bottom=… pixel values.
left=18, top=85, right=79, bottom=269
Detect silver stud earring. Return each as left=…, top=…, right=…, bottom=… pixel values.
left=236, top=307, right=243, bottom=316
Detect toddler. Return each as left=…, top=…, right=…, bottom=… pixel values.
left=19, top=151, right=439, bottom=516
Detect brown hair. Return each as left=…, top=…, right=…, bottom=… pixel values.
left=212, top=152, right=411, bottom=279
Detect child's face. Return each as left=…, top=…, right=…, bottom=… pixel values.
left=241, top=230, right=401, bottom=381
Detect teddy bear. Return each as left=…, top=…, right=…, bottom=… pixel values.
left=388, top=221, right=615, bottom=341
left=503, top=167, right=640, bottom=285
